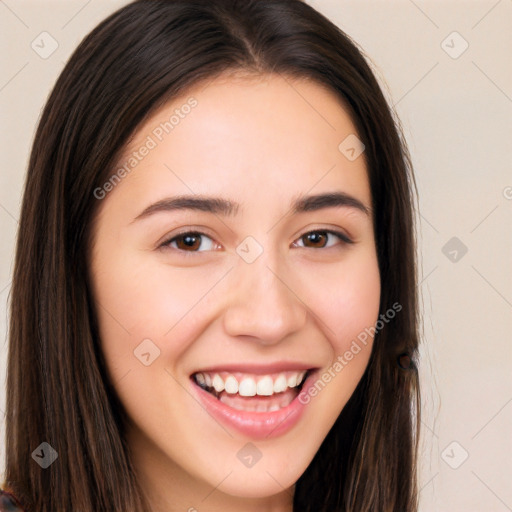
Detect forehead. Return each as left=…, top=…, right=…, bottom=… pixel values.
left=120, top=71, right=359, bottom=155
left=97, top=73, right=370, bottom=222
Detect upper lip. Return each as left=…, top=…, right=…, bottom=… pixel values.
left=190, top=362, right=319, bottom=376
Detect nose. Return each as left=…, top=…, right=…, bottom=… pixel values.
left=222, top=251, right=308, bottom=345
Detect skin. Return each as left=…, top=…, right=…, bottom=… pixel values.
left=88, top=73, right=381, bottom=512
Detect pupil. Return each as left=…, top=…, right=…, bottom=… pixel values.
left=307, top=232, right=325, bottom=247
left=180, top=233, right=200, bottom=250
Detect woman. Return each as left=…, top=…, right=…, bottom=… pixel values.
left=2, top=0, right=421, bottom=510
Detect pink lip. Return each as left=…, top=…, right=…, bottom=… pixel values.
left=190, top=369, right=318, bottom=439
left=191, top=361, right=316, bottom=375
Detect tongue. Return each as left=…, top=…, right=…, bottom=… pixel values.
left=217, top=387, right=298, bottom=412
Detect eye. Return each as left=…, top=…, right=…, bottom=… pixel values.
left=292, top=229, right=353, bottom=249
left=159, top=228, right=353, bottom=254
left=159, top=231, right=218, bottom=253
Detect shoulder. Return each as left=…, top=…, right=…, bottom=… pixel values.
left=0, top=487, right=26, bottom=511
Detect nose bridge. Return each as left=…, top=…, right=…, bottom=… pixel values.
left=222, top=239, right=307, bottom=343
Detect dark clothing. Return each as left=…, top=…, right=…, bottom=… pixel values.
left=0, top=488, right=25, bottom=511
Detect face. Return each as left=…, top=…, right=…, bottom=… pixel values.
left=88, top=73, right=380, bottom=512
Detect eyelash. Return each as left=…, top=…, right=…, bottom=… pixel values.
left=159, top=228, right=353, bottom=254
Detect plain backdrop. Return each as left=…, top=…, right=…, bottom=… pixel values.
left=1, top=1, right=511, bottom=511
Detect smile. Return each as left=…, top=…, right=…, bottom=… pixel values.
left=190, top=366, right=319, bottom=439
left=194, top=369, right=309, bottom=398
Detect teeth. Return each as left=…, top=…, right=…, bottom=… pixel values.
left=212, top=374, right=225, bottom=393
left=273, top=374, right=287, bottom=393
left=219, top=391, right=296, bottom=411
left=239, top=377, right=257, bottom=397
left=287, top=373, right=297, bottom=388
left=224, top=375, right=238, bottom=394
left=193, top=370, right=309, bottom=397
left=256, top=376, right=274, bottom=396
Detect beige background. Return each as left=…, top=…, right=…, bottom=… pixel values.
left=1, top=1, right=511, bottom=510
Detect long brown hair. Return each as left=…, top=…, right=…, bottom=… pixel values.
left=3, top=1, right=421, bottom=510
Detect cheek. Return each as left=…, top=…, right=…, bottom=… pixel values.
left=304, top=249, right=381, bottom=349
left=89, top=242, right=221, bottom=382
left=297, top=250, right=380, bottom=411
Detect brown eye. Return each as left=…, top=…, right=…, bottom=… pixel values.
left=294, top=230, right=352, bottom=249
left=175, top=233, right=201, bottom=251
left=160, top=231, right=216, bottom=253
left=303, top=232, right=328, bottom=248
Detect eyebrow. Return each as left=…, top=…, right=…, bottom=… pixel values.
left=131, top=191, right=371, bottom=223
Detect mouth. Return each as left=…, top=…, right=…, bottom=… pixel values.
left=190, top=368, right=315, bottom=412
left=189, top=366, right=320, bottom=439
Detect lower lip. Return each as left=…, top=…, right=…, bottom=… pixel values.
left=191, top=370, right=317, bottom=440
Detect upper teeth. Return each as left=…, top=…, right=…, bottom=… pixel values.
left=194, top=370, right=308, bottom=397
